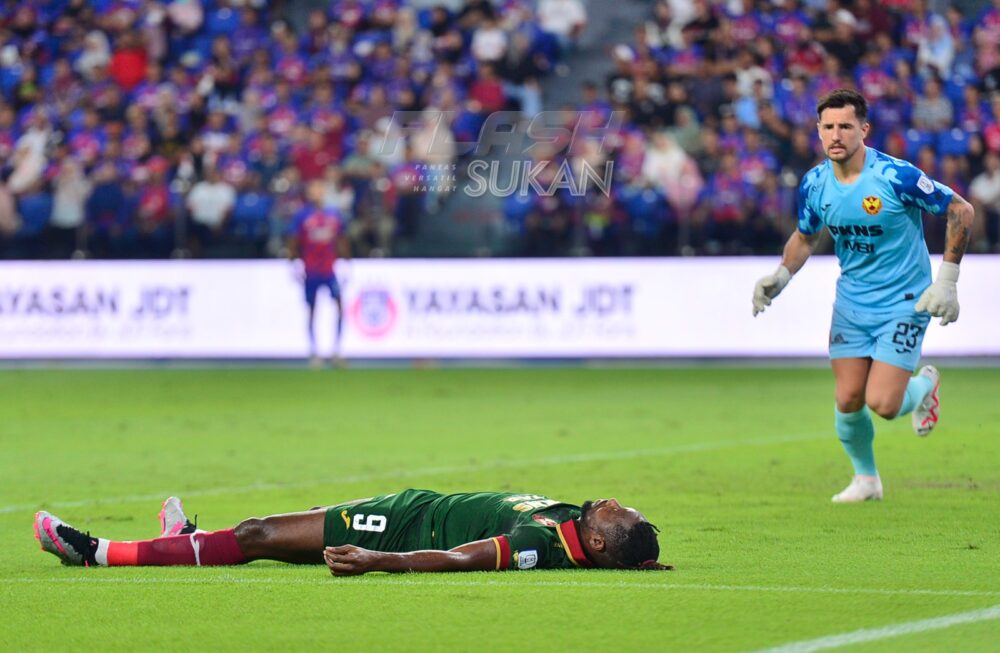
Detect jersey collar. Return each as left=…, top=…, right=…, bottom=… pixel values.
left=556, top=520, right=594, bottom=568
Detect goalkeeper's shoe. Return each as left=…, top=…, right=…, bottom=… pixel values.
left=159, top=497, right=198, bottom=537
left=912, top=365, right=941, bottom=437
left=831, top=476, right=883, bottom=503
left=34, top=511, right=98, bottom=566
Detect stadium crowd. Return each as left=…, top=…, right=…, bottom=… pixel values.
left=0, top=0, right=998, bottom=259
left=519, top=0, right=1000, bottom=256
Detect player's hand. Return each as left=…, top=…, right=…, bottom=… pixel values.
left=915, top=261, right=960, bottom=326
left=752, top=265, right=792, bottom=316
left=324, top=545, right=380, bottom=576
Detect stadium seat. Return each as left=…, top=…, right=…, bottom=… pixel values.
left=937, top=128, right=970, bottom=156
left=503, top=193, right=536, bottom=234
left=619, top=186, right=669, bottom=237
left=904, top=129, right=936, bottom=159
left=944, top=76, right=969, bottom=108
left=16, top=192, right=53, bottom=238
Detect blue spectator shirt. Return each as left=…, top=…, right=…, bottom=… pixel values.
left=797, top=147, right=954, bottom=312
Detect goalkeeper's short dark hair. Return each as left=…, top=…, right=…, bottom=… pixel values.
left=816, top=88, right=869, bottom=123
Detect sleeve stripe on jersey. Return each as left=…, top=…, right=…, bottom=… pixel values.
left=493, top=536, right=511, bottom=570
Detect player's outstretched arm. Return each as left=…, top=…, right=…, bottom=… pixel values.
left=916, top=194, right=974, bottom=326
left=324, top=539, right=499, bottom=576
left=752, top=230, right=822, bottom=316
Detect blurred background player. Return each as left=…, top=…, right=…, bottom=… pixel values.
left=752, top=89, right=975, bottom=503
left=34, top=490, right=670, bottom=574
left=287, top=179, right=350, bottom=367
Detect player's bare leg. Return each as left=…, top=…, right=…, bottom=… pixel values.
left=331, top=295, right=345, bottom=367
left=864, top=361, right=913, bottom=419
left=36, top=506, right=327, bottom=566
left=232, top=510, right=327, bottom=564
left=831, top=357, right=882, bottom=502
left=833, top=357, right=870, bottom=413
left=307, top=303, right=321, bottom=368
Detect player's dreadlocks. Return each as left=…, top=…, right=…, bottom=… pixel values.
left=606, top=520, right=672, bottom=570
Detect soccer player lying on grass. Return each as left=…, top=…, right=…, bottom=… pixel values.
left=34, top=490, right=671, bottom=574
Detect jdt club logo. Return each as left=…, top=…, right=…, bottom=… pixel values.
left=862, top=195, right=883, bottom=215
left=349, top=288, right=398, bottom=338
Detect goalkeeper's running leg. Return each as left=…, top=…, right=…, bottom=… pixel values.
left=831, top=358, right=881, bottom=503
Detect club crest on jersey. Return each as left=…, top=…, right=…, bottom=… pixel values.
left=862, top=196, right=882, bottom=215
left=532, top=514, right=559, bottom=527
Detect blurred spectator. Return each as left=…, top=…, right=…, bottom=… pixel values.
left=537, top=0, right=587, bottom=55
left=641, top=131, right=703, bottom=217
left=2, top=0, right=999, bottom=260
left=7, top=111, right=49, bottom=195
left=321, top=166, right=355, bottom=221
left=472, top=16, right=508, bottom=63
left=916, top=14, right=956, bottom=80
left=697, top=150, right=753, bottom=255
left=134, top=158, right=174, bottom=258
left=75, top=31, right=111, bottom=82
left=85, top=162, right=130, bottom=258
left=110, top=32, right=147, bottom=92
left=469, top=64, right=506, bottom=114
left=970, top=151, right=1000, bottom=252
left=912, top=76, right=954, bottom=133
left=49, top=152, right=92, bottom=258
left=186, top=166, right=235, bottom=255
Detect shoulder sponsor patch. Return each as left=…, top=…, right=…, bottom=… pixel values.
left=517, top=550, right=538, bottom=570
left=917, top=175, right=934, bottom=194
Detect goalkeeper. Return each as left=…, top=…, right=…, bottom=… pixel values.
left=752, top=89, right=975, bottom=503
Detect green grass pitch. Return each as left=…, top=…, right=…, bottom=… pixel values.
left=2, top=367, right=999, bottom=652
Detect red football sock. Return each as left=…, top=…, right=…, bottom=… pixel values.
left=101, top=529, right=246, bottom=566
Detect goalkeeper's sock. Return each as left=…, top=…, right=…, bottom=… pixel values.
left=835, top=406, right=877, bottom=476
left=96, top=529, right=246, bottom=566
left=895, top=374, right=935, bottom=418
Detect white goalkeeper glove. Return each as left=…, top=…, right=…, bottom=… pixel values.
left=752, top=265, right=792, bottom=317
left=915, top=261, right=960, bottom=326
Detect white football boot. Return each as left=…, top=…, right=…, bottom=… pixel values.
left=159, top=496, right=197, bottom=537
left=831, top=476, right=883, bottom=503
left=912, top=365, right=941, bottom=437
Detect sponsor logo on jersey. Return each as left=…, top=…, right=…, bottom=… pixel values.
left=532, top=514, right=559, bottom=527
left=862, top=196, right=882, bottom=215
left=917, top=175, right=934, bottom=194
left=843, top=240, right=876, bottom=253
left=516, top=550, right=538, bottom=569
left=828, top=224, right=884, bottom=237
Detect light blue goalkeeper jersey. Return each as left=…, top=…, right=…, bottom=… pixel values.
left=797, top=147, right=954, bottom=312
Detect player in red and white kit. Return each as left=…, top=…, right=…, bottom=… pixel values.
left=287, top=180, right=351, bottom=365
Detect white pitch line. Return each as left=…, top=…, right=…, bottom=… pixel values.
left=7, top=577, right=1000, bottom=600
left=0, top=431, right=826, bottom=514
left=748, top=603, right=1000, bottom=653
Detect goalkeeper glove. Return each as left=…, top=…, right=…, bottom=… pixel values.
left=752, top=265, right=792, bottom=317
left=915, top=261, right=960, bottom=326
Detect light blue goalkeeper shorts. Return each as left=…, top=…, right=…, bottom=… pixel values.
left=828, top=304, right=931, bottom=372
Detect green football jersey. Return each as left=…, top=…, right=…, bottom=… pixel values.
left=323, top=489, right=594, bottom=570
